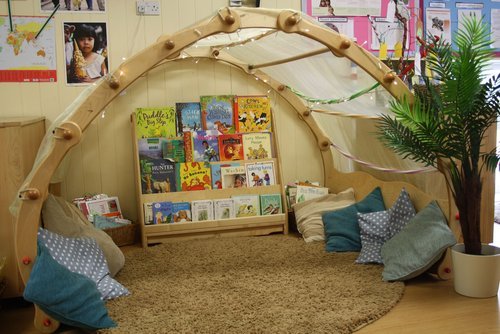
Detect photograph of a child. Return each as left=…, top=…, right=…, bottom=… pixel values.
left=41, top=0, right=106, bottom=12
left=64, top=22, right=109, bottom=85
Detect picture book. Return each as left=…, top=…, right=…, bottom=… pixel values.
left=192, top=130, right=221, bottom=163
left=210, top=162, right=241, bottom=189
left=183, top=131, right=193, bottom=162
left=191, top=199, right=214, bottom=222
left=200, top=95, right=235, bottom=134
left=232, top=195, right=260, bottom=218
left=76, top=196, right=122, bottom=222
left=242, top=132, right=273, bottom=160
left=175, top=102, right=202, bottom=135
left=218, top=133, right=244, bottom=161
left=152, top=201, right=173, bottom=224
left=260, top=194, right=282, bottom=215
left=138, top=138, right=164, bottom=159
left=139, top=157, right=177, bottom=194
left=213, top=198, right=235, bottom=220
left=171, top=202, right=192, bottom=223
left=234, top=95, right=272, bottom=132
left=143, top=202, right=154, bottom=225
left=162, top=138, right=185, bottom=162
left=177, top=162, right=212, bottom=192
left=221, top=165, right=247, bottom=189
left=295, top=185, right=329, bottom=203
left=245, top=161, right=276, bottom=187
left=135, top=107, right=177, bottom=139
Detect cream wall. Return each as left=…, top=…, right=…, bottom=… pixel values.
left=0, top=0, right=324, bottom=221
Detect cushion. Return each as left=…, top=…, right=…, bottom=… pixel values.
left=323, top=187, right=386, bottom=252
left=42, top=194, right=125, bottom=277
left=381, top=201, right=457, bottom=281
left=38, top=228, right=129, bottom=300
left=356, top=188, right=416, bottom=264
left=292, top=188, right=355, bottom=243
left=23, top=241, right=116, bottom=330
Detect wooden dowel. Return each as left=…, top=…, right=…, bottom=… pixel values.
left=249, top=47, right=330, bottom=70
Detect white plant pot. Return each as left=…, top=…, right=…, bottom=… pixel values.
left=451, top=243, right=500, bottom=298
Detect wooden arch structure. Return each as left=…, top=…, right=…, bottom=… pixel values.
left=13, top=7, right=457, bottom=333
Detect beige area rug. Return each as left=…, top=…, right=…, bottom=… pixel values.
left=99, top=235, right=404, bottom=334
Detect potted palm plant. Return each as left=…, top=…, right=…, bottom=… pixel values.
left=376, top=16, right=500, bottom=297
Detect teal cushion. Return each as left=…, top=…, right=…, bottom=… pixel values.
left=323, top=187, right=386, bottom=252
left=23, top=242, right=116, bottom=330
left=381, top=201, right=457, bottom=281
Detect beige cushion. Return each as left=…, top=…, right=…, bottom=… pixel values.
left=292, top=188, right=356, bottom=243
left=41, top=194, right=125, bottom=277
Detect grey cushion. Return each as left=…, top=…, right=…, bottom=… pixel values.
left=381, top=201, right=457, bottom=281
left=356, top=188, right=416, bottom=264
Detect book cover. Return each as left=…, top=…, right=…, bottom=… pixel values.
left=171, top=202, right=192, bottom=223
left=162, top=138, right=185, bottom=162
left=175, top=102, right=202, bottom=135
left=213, top=198, right=235, bottom=220
left=152, top=201, right=173, bottom=224
left=177, top=162, right=212, bottom=192
left=143, top=202, right=154, bottom=225
left=235, top=95, right=272, bottom=132
left=218, top=133, right=244, bottom=161
left=245, top=161, right=276, bottom=187
left=260, top=194, right=282, bottom=215
left=192, top=130, right=221, bottom=163
left=139, top=157, right=177, bottom=194
left=221, top=165, right=247, bottom=189
left=200, top=95, right=235, bottom=134
left=191, top=199, right=214, bottom=222
left=295, top=185, right=329, bottom=203
left=138, top=138, right=164, bottom=159
left=242, top=132, right=273, bottom=160
left=135, top=107, right=177, bottom=139
left=210, top=162, right=240, bottom=189
left=183, top=131, right=193, bottom=162
left=232, top=195, right=260, bottom=218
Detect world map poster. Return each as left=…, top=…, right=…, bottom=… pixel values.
left=0, top=16, right=57, bottom=82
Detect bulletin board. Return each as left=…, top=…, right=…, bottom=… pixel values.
left=422, top=0, right=500, bottom=54
left=301, top=0, right=419, bottom=58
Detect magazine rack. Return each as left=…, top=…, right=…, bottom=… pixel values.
left=12, top=7, right=462, bottom=333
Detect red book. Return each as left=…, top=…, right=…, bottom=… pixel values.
left=218, top=133, right=244, bottom=161
left=183, top=131, right=193, bottom=162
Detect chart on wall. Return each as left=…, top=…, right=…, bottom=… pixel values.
left=0, top=16, right=57, bottom=82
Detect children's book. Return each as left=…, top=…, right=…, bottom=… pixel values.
left=135, top=107, right=177, bottom=139
left=139, top=158, right=177, bottom=194
left=177, top=162, right=212, bottom=192
left=234, top=95, right=272, bottom=132
left=162, top=138, right=185, bottom=162
left=175, top=102, right=202, bottom=136
left=143, top=202, right=154, bottom=225
left=210, top=162, right=240, bottom=189
left=245, top=161, right=276, bottom=187
left=295, top=185, right=329, bottom=203
left=171, top=202, right=192, bottom=223
left=152, top=201, right=173, bottom=224
left=191, top=199, right=214, bottom=222
left=218, top=133, right=244, bottom=161
left=242, top=132, right=273, bottom=160
left=183, top=131, right=193, bottom=162
left=221, top=165, right=247, bottom=189
left=260, top=194, right=282, bottom=215
left=138, top=138, right=164, bottom=159
left=232, top=195, right=260, bottom=218
left=192, top=130, right=221, bottom=163
left=213, top=198, right=235, bottom=220
left=200, top=95, right=235, bottom=134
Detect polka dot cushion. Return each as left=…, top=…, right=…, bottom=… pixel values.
left=38, top=228, right=129, bottom=300
left=356, top=188, right=416, bottom=264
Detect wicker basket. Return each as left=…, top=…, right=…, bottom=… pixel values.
left=103, top=224, right=138, bottom=247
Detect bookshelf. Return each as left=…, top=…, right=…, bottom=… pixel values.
left=130, top=113, right=288, bottom=247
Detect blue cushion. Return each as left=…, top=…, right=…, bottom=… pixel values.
left=381, top=201, right=457, bottom=281
left=356, top=188, right=416, bottom=264
left=23, top=241, right=116, bottom=330
left=323, top=187, right=386, bottom=252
